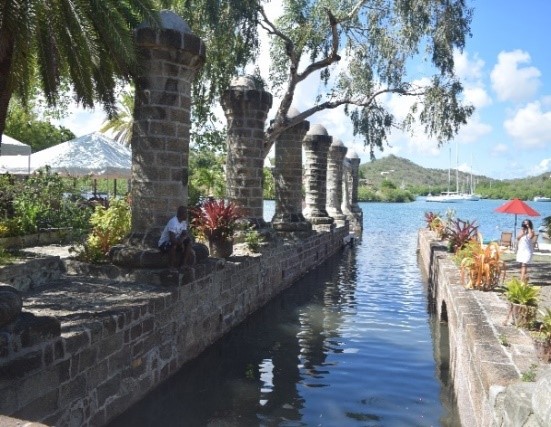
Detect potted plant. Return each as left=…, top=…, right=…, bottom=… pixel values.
left=445, top=217, right=479, bottom=253
left=190, top=199, right=242, bottom=258
left=458, top=241, right=505, bottom=291
left=503, top=277, right=540, bottom=328
left=531, top=308, right=551, bottom=363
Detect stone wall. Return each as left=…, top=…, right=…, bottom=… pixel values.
left=0, top=256, right=63, bottom=292
left=0, top=226, right=349, bottom=426
left=417, top=228, right=551, bottom=427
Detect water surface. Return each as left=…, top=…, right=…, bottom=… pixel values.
left=110, top=199, right=550, bottom=426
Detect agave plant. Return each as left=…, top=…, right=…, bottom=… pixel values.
left=459, top=241, right=506, bottom=290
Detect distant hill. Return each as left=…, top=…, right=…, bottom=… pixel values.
left=359, top=155, right=551, bottom=198
left=359, top=154, right=492, bottom=191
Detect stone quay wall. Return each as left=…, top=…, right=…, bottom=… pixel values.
left=1, top=226, right=349, bottom=426
left=417, top=228, right=551, bottom=427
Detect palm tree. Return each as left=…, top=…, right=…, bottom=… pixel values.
left=100, top=90, right=135, bottom=146
left=0, top=0, right=164, bottom=154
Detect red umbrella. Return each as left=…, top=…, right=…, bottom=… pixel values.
left=495, top=198, right=540, bottom=240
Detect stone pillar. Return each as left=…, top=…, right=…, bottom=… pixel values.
left=343, top=150, right=363, bottom=232
left=221, top=76, right=273, bottom=228
left=302, top=124, right=334, bottom=228
left=110, top=11, right=206, bottom=270
left=326, top=138, right=348, bottom=227
left=271, top=108, right=312, bottom=234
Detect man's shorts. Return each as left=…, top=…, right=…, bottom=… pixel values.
left=159, top=242, right=181, bottom=253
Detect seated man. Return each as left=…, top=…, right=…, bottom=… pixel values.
left=158, top=205, right=196, bottom=271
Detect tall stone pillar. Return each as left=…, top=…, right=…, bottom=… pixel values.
left=302, top=124, right=334, bottom=228
left=221, top=76, right=273, bottom=228
left=326, top=138, right=348, bottom=227
left=271, top=108, right=312, bottom=234
left=343, top=150, right=363, bottom=232
left=111, top=11, right=206, bottom=269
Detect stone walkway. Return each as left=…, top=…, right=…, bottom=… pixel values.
left=21, top=239, right=551, bottom=315
left=500, top=240, right=551, bottom=312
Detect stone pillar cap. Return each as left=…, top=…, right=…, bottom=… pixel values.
left=137, top=9, right=192, bottom=33
left=331, top=138, right=345, bottom=147
left=230, top=75, right=264, bottom=90
left=346, top=149, right=359, bottom=159
left=287, top=107, right=301, bottom=118
left=306, top=124, right=328, bottom=136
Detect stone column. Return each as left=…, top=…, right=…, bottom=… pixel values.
left=326, top=138, right=348, bottom=227
left=271, top=108, right=312, bottom=234
left=343, top=150, right=363, bottom=232
left=221, top=76, right=273, bottom=228
left=111, top=11, right=206, bottom=270
left=302, top=124, right=334, bottom=228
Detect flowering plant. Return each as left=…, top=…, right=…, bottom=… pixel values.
left=190, top=199, right=242, bottom=242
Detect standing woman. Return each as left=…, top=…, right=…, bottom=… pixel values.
left=516, top=219, right=535, bottom=282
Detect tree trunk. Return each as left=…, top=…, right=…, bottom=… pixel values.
left=0, top=28, right=15, bottom=155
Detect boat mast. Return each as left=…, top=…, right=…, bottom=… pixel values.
left=455, top=141, right=459, bottom=193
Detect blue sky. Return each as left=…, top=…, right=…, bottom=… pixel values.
left=59, top=0, right=551, bottom=180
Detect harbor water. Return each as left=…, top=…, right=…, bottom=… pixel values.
left=109, top=199, right=550, bottom=426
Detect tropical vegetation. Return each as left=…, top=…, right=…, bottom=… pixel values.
left=190, top=198, right=242, bottom=243
left=503, top=277, right=540, bottom=307
left=0, top=168, right=92, bottom=237
left=445, top=218, right=479, bottom=253
left=0, top=0, right=165, bottom=144
left=5, top=100, right=75, bottom=151
left=70, top=198, right=131, bottom=263
left=457, top=241, right=505, bottom=291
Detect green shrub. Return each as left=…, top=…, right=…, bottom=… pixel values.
left=504, top=277, right=540, bottom=306
left=71, top=198, right=131, bottom=263
left=0, top=168, right=92, bottom=236
left=244, top=229, right=264, bottom=253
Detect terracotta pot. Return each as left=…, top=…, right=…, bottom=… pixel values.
left=534, top=339, right=551, bottom=363
left=209, top=238, right=233, bottom=258
left=509, top=303, right=536, bottom=328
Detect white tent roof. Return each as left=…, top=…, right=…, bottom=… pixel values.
left=30, top=132, right=131, bottom=179
left=1, top=134, right=32, bottom=156
left=0, top=155, right=32, bottom=174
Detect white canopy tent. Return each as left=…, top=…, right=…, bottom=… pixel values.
left=30, top=132, right=131, bottom=179
left=0, top=135, right=32, bottom=174
left=0, top=134, right=32, bottom=156
left=0, top=155, right=32, bottom=174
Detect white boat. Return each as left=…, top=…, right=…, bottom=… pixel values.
left=461, top=154, right=480, bottom=200
left=426, top=191, right=464, bottom=202
left=533, top=196, right=551, bottom=202
left=426, top=146, right=464, bottom=203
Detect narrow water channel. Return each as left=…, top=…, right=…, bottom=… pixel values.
left=109, top=201, right=460, bottom=426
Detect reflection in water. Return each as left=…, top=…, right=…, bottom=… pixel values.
left=110, top=202, right=461, bottom=427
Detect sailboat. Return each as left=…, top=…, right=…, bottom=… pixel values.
left=461, top=155, right=480, bottom=201
left=426, top=146, right=463, bottom=202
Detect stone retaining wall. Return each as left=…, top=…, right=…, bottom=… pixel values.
left=0, top=229, right=77, bottom=250
left=417, top=228, right=551, bottom=427
left=1, top=226, right=349, bottom=426
left=0, top=256, right=63, bottom=292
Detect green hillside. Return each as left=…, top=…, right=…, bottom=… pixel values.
left=359, top=155, right=551, bottom=199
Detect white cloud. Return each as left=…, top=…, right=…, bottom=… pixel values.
left=464, top=86, right=492, bottom=109
left=503, top=101, right=551, bottom=148
left=490, top=50, right=541, bottom=102
left=491, top=143, right=509, bottom=155
left=53, top=106, right=106, bottom=137
left=456, top=114, right=492, bottom=144
left=454, top=51, right=484, bottom=81
left=530, top=158, right=551, bottom=176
